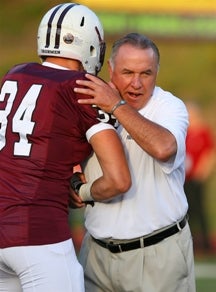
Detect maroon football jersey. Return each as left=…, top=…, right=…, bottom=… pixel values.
left=0, top=62, right=115, bottom=247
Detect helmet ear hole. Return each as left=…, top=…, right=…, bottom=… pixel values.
left=90, top=45, right=96, bottom=57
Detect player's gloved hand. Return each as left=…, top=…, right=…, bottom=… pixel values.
left=70, top=172, right=84, bottom=194
left=70, top=173, right=94, bottom=207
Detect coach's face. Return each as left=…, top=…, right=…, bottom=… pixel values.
left=108, top=44, right=159, bottom=111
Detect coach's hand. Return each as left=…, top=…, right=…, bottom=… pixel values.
left=75, top=73, right=121, bottom=114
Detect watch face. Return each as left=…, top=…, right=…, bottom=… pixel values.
left=111, top=100, right=126, bottom=115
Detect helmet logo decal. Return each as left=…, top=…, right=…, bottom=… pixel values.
left=63, top=33, right=74, bottom=44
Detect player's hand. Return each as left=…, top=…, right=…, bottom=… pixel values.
left=74, top=73, right=121, bottom=113
left=69, top=172, right=94, bottom=207
left=69, top=186, right=85, bottom=208
left=69, top=172, right=86, bottom=208
left=70, top=172, right=85, bottom=193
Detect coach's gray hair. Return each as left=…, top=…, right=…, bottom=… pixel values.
left=109, top=33, right=160, bottom=69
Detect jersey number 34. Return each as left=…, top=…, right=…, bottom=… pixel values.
left=0, top=80, right=42, bottom=156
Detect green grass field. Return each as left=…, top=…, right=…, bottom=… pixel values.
left=196, top=278, right=216, bottom=292
left=195, top=261, right=216, bottom=291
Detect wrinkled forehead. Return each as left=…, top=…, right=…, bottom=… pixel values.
left=114, top=45, right=158, bottom=68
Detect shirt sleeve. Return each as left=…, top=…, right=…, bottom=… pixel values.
left=86, top=122, right=115, bottom=142
left=153, top=94, right=189, bottom=174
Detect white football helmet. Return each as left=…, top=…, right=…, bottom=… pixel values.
left=37, top=3, right=105, bottom=74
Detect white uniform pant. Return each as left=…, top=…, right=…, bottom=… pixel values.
left=0, top=239, right=84, bottom=292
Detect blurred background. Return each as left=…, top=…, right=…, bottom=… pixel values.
left=1, top=1, right=216, bottom=290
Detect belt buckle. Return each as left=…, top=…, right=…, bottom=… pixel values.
left=107, top=242, right=122, bottom=253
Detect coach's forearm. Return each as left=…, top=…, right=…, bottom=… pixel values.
left=113, top=103, right=177, bottom=162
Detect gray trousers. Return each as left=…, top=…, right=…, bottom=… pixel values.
left=79, top=223, right=196, bottom=292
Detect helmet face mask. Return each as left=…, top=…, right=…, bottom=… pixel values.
left=37, top=3, right=105, bottom=75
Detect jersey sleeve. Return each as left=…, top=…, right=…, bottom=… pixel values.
left=86, top=122, right=115, bottom=142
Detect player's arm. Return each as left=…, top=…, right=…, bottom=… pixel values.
left=71, top=128, right=131, bottom=203
left=90, top=129, right=131, bottom=200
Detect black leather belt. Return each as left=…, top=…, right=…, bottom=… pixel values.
left=92, top=215, right=187, bottom=253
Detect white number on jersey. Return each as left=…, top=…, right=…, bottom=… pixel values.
left=0, top=80, right=42, bottom=156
